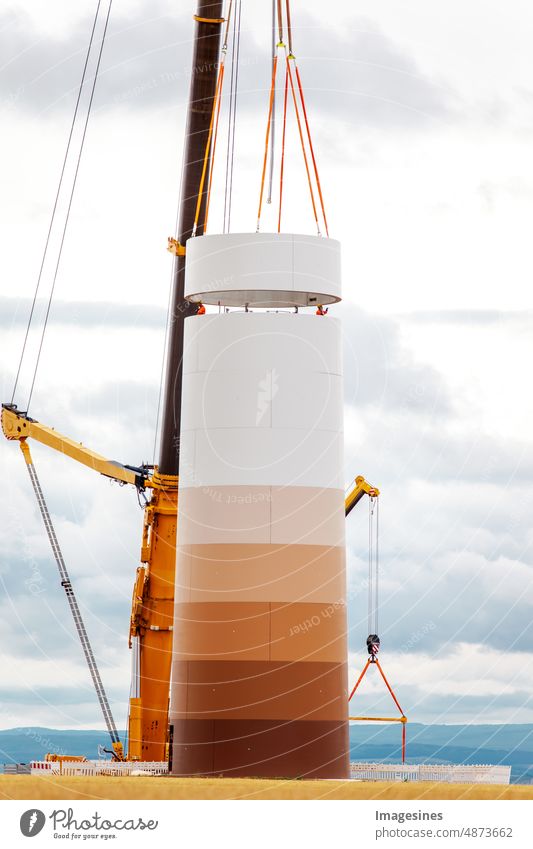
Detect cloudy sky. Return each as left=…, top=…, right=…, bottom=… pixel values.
left=1, top=0, right=533, bottom=736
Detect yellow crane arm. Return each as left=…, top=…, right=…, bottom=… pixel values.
left=345, top=475, right=379, bottom=518
left=1, top=404, right=150, bottom=489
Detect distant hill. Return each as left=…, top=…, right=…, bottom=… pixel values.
left=0, top=728, right=126, bottom=766
left=1, top=724, right=532, bottom=784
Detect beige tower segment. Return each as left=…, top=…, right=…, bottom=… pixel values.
left=169, top=233, right=349, bottom=778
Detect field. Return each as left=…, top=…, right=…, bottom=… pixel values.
left=1, top=776, right=533, bottom=801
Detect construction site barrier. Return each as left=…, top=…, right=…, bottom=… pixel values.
left=30, top=761, right=59, bottom=773
left=2, top=763, right=32, bottom=775
left=30, top=760, right=168, bottom=777
left=350, top=763, right=511, bottom=785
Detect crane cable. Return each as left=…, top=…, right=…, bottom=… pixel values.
left=266, top=0, right=277, bottom=205
left=8, top=0, right=120, bottom=755
left=193, top=0, right=235, bottom=236
left=223, top=0, right=242, bottom=233
left=10, top=0, right=110, bottom=410
left=26, top=1, right=114, bottom=417
left=226, top=0, right=242, bottom=231
left=256, top=0, right=284, bottom=231
left=204, top=0, right=235, bottom=230
left=27, top=2, right=113, bottom=415
left=368, top=495, right=380, bottom=635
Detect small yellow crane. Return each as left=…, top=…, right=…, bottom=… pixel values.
left=345, top=475, right=380, bottom=517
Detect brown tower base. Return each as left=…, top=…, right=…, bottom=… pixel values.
left=171, top=718, right=349, bottom=779
left=170, top=658, right=350, bottom=779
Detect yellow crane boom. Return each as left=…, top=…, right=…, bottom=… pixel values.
left=345, top=475, right=380, bottom=517
left=2, top=403, right=148, bottom=488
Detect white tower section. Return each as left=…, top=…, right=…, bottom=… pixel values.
left=185, top=232, right=341, bottom=307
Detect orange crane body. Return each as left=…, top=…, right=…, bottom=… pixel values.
left=128, top=475, right=177, bottom=761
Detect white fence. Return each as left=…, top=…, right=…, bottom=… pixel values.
left=29, top=759, right=511, bottom=784
left=30, top=760, right=168, bottom=777
left=350, top=763, right=511, bottom=785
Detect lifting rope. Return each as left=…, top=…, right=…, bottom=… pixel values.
left=11, top=0, right=113, bottom=412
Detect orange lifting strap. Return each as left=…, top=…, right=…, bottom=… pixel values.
left=204, top=64, right=225, bottom=229
left=277, top=62, right=289, bottom=233
left=285, top=53, right=320, bottom=234
left=349, top=657, right=408, bottom=764
left=293, top=61, right=329, bottom=236
left=193, top=0, right=330, bottom=237
left=192, top=63, right=224, bottom=235
left=257, top=54, right=279, bottom=230
left=257, top=0, right=329, bottom=236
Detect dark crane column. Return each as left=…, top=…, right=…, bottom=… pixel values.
left=158, top=1, right=224, bottom=476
